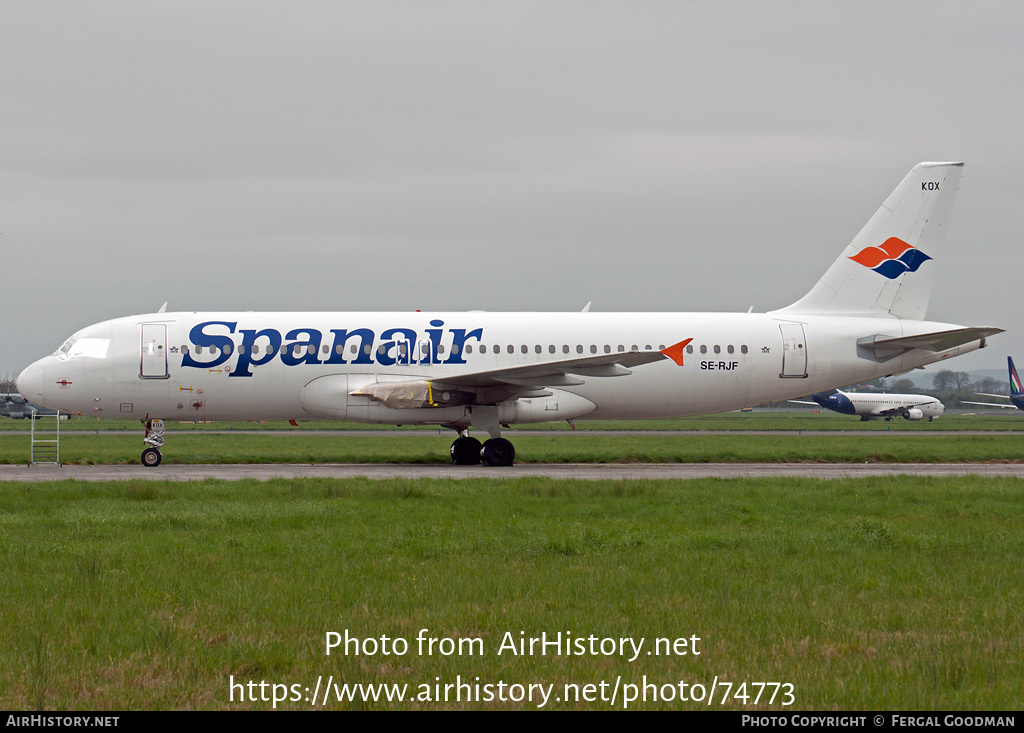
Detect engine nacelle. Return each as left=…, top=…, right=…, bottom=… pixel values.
left=497, top=390, right=597, bottom=424
left=902, top=408, right=924, bottom=421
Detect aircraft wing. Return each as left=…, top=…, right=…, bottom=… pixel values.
left=429, top=344, right=682, bottom=389
left=872, top=401, right=934, bottom=417
left=787, top=400, right=820, bottom=406
left=961, top=401, right=1019, bottom=409
left=973, top=393, right=1010, bottom=400
left=351, top=340, right=691, bottom=408
left=858, top=327, right=1003, bottom=359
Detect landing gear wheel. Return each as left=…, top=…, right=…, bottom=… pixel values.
left=450, top=436, right=482, bottom=465
left=481, top=438, right=515, bottom=467
left=141, top=447, right=162, bottom=468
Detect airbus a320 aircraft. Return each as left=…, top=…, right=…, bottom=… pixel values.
left=17, top=162, right=1001, bottom=467
left=790, top=389, right=945, bottom=421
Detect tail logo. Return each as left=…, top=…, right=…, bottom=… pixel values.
left=848, top=237, right=931, bottom=280
left=1010, top=360, right=1022, bottom=396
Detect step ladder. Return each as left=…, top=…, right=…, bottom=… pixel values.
left=29, top=411, right=61, bottom=466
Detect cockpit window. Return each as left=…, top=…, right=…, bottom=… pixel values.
left=54, top=337, right=110, bottom=361
left=55, top=337, right=76, bottom=357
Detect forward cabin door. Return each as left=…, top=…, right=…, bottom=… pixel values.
left=140, top=324, right=169, bottom=379
left=779, top=323, right=808, bottom=378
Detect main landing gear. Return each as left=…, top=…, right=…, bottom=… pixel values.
left=142, top=418, right=165, bottom=468
left=449, top=430, right=516, bottom=467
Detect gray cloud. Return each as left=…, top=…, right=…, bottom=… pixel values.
left=2, top=1, right=1021, bottom=379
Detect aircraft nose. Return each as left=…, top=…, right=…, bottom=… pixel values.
left=16, top=361, right=47, bottom=403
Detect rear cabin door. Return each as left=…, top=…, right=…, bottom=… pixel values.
left=779, top=323, right=808, bottom=378
left=140, top=324, right=169, bottom=379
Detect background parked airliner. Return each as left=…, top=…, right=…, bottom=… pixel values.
left=16, top=162, right=1001, bottom=466
left=790, top=389, right=944, bottom=421
left=962, top=356, right=1024, bottom=411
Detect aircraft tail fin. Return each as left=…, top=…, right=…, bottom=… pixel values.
left=777, top=162, right=963, bottom=320
left=1009, top=357, right=1022, bottom=397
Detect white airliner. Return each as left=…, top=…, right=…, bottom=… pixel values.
left=790, top=389, right=945, bottom=421
left=16, top=162, right=1001, bottom=466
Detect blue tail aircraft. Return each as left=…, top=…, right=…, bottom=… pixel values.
left=962, top=357, right=1024, bottom=410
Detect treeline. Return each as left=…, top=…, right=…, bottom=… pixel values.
left=918, top=369, right=1010, bottom=408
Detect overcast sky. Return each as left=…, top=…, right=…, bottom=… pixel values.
left=2, top=1, right=1021, bottom=379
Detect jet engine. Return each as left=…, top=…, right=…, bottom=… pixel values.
left=902, top=408, right=925, bottom=421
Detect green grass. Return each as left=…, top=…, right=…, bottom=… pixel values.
left=1, top=476, right=1022, bottom=709
left=2, top=432, right=1024, bottom=465
left=2, top=411, right=1024, bottom=433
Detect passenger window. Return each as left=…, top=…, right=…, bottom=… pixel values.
left=563, top=345, right=570, bottom=354
left=437, top=345, right=446, bottom=354
left=727, top=345, right=734, bottom=354
left=224, top=344, right=232, bottom=355
left=549, top=345, right=556, bottom=354
left=181, top=345, right=189, bottom=354
left=686, top=345, right=693, bottom=354
left=604, top=345, right=611, bottom=354
left=535, top=345, right=541, bottom=354
left=741, top=345, right=748, bottom=354
left=576, top=345, right=584, bottom=354
left=252, top=345, right=260, bottom=354
left=590, top=345, right=597, bottom=354
left=378, top=345, right=386, bottom=354
left=645, top=345, right=652, bottom=350
left=308, top=345, right=315, bottom=355
left=521, top=345, right=528, bottom=354
left=700, top=345, right=707, bottom=354
left=237, top=345, right=246, bottom=354
left=631, top=344, right=638, bottom=351
left=507, top=345, right=514, bottom=354
left=659, top=344, right=665, bottom=350
left=463, top=345, right=471, bottom=354
left=714, top=345, right=721, bottom=354
left=363, top=344, right=371, bottom=354
left=480, top=345, right=487, bottom=354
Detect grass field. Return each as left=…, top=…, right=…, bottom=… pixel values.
left=1, top=431, right=1023, bottom=465
left=2, top=411, right=1024, bottom=433
left=1, top=476, right=1021, bottom=710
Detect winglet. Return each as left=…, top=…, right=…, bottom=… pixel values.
left=660, top=338, right=693, bottom=366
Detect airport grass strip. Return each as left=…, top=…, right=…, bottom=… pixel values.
left=2, top=412, right=1024, bottom=432
left=1, top=432, right=1023, bottom=465
left=1, top=476, right=1021, bottom=709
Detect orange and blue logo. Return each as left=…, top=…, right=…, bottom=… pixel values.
left=848, top=237, right=931, bottom=279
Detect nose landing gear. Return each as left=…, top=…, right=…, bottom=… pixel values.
left=142, top=419, right=164, bottom=467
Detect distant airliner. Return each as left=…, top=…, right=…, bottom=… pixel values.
left=16, top=162, right=1001, bottom=466
left=790, top=389, right=945, bottom=421
left=962, top=357, right=1024, bottom=411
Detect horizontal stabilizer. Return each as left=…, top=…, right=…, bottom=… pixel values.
left=857, top=326, right=1002, bottom=358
